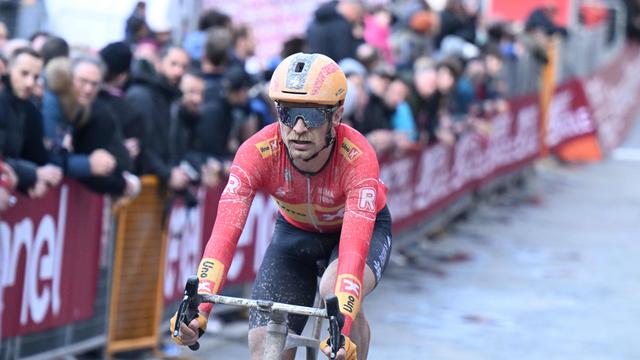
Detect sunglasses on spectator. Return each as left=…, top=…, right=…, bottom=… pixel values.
left=276, top=103, right=338, bottom=129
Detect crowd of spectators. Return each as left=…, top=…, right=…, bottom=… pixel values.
left=0, top=0, right=574, bottom=212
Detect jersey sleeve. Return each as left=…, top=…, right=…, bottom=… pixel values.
left=197, top=139, right=266, bottom=314
left=334, top=140, right=382, bottom=335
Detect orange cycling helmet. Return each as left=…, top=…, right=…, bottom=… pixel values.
left=269, top=53, right=348, bottom=106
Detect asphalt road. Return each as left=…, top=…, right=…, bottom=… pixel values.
left=162, top=120, right=640, bottom=360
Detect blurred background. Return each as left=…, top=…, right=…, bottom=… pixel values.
left=1, top=0, right=639, bottom=359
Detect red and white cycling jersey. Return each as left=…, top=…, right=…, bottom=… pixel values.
left=198, top=122, right=387, bottom=334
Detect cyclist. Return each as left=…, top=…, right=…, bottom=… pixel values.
left=171, top=53, right=392, bottom=360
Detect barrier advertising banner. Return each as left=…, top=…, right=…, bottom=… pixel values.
left=547, top=78, right=598, bottom=150
left=0, top=180, right=104, bottom=339
left=583, top=45, right=640, bottom=154
left=383, top=94, right=542, bottom=232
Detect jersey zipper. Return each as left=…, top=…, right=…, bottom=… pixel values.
left=306, top=175, right=321, bottom=232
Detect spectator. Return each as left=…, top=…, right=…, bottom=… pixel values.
left=29, top=31, right=50, bottom=53
left=169, top=70, right=223, bottom=189
left=525, top=4, right=569, bottom=37
left=390, top=7, right=437, bottom=72
left=435, top=0, right=479, bottom=49
left=306, top=0, right=364, bottom=62
left=125, top=1, right=149, bottom=46
left=2, top=38, right=29, bottom=58
left=357, top=65, right=394, bottom=135
left=199, top=65, right=254, bottom=159
left=339, top=57, right=368, bottom=127
left=49, top=56, right=139, bottom=196
left=388, top=77, right=418, bottom=144
left=408, top=59, right=441, bottom=144
left=0, top=47, right=63, bottom=197
left=183, top=9, right=232, bottom=66
left=231, top=23, right=256, bottom=69
left=201, top=27, right=233, bottom=104
left=363, top=5, right=394, bottom=64
left=40, top=36, right=70, bottom=66
left=126, top=46, right=190, bottom=190
left=434, top=57, right=464, bottom=145
left=98, top=41, right=144, bottom=168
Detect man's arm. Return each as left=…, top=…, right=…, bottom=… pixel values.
left=334, top=146, right=384, bottom=335
left=196, top=139, right=266, bottom=314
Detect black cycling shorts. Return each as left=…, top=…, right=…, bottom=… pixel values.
left=249, top=206, right=392, bottom=334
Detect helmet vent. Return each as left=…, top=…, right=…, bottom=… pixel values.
left=295, top=62, right=305, bottom=73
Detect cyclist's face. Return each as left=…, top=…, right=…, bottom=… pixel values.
left=278, top=102, right=342, bottom=160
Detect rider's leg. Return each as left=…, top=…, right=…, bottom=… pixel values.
left=319, top=260, right=377, bottom=359
left=248, top=214, right=337, bottom=360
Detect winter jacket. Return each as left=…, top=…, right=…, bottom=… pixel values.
left=306, top=1, right=358, bottom=62
left=125, top=59, right=181, bottom=181
left=0, top=76, right=50, bottom=192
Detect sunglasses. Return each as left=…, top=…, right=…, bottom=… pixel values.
left=276, top=104, right=337, bottom=129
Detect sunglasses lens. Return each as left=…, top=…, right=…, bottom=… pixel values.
left=277, top=105, right=333, bottom=129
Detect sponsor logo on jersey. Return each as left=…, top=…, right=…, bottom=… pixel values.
left=256, top=137, right=279, bottom=158
left=274, top=199, right=344, bottom=226
left=335, top=274, right=362, bottom=319
left=197, top=258, right=225, bottom=295
left=358, top=187, right=376, bottom=212
left=223, top=174, right=241, bottom=195
left=339, top=138, right=362, bottom=162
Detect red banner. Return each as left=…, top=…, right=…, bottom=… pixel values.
left=1, top=180, right=104, bottom=339
left=583, top=45, right=640, bottom=154
left=547, top=78, right=598, bottom=149
left=383, top=94, right=542, bottom=232
left=487, top=0, right=571, bottom=27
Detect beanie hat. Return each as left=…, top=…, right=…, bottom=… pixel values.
left=99, top=41, right=133, bottom=79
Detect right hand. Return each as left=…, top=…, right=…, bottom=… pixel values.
left=169, top=312, right=208, bottom=346
left=169, top=167, right=190, bottom=190
left=124, top=138, right=140, bottom=159
left=89, top=149, right=117, bottom=176
left=36, top=164, right=63, bottom=187
left=28, top=179, right=49, bottom=199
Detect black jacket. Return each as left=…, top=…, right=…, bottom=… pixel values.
left=71, top=99, right=131, bottom=195
left=97, top=88, right=143, bottom=173
left=169, top=103, right=208, bottom=175
left=125, top=59, right=181, bottom=181
left=435, top=10, right=478, bottom=49
left=0, top=76, right=50, bottom=193
left=198, top=99, right=236, bottom=158
left=306, top=1, right=358, bottom=62
left=356, top=93, right=394, bottom=135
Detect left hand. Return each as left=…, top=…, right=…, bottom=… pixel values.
left=320, top=334, right=357, bottom=360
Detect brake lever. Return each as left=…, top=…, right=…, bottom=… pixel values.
left=175, top=276, right=202, bottom=351
left=324, top=296, right=344, bottom=359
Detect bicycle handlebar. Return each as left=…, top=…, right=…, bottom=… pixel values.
left=175, top=276, right=344, bottom=358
